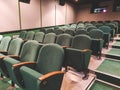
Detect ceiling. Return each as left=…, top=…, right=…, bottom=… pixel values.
left=67, top=0, right=112, bottom=5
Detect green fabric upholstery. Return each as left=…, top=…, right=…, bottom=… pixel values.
left=19, top=40, right=40, bottom=62
left=71, top=35, right=92, bottom=50
left=88, top=29, right=104, bottom=58
left=75, top=30, right=88, bottom=35
left=64, top=48, right=92, bottom=72
left=64, top=29, right=75, bottom=36
left=19, top=31, right=27, bottom=39
left=20, top=66, right=42, bottom=90
left=46, top=29, right=54, bottom=34
left=0, top=36, right=11, bottom=51
left=43, top=33, right=56, bottom=44
left=99, top=25, right=112, bottom=35
left=25, top=31, right=35, bottom=40
left=3, top=40, right=40, bottom=88
left=105, top=23, right=116, bottom=36
left=86, top=26, right=97, bottom=32
left=54, top=29, right=64, bottom=35
left=111, top=21, right=119, bottom=34
left=7, top=38, right=23, bottom=55
left=88, top=29, right=104, bottom=39
left=20, top=44, right=64, bottom=90
left=77, top=23, right=85, bottom=29
left=99, top=26, right=111, bottom=48
left=34, top=32, right=45, bottom=43
left=40, top=28, right=46, bottom=34
left=56, top=34, right=72, bottom=46
left=36, top=44, right=64, bottom=74
left=0, top=38, right=23, bottom=77
left=70, top=24, right=77, bottom=29
left=91, top=39, right=104, bottom=59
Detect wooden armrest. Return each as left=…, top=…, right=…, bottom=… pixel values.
left=81, top=49, right=91, bottom=52
left=13, top=62, right=36, bottom=68
left=7, top=55, right=19, bottom=58
left=0, top=50, right=7, bottom=53
left=98, top=38, right=103, bottom=40
left=62, top=46, right=70, bottom=48
left=39, top=71, right=65, bottom=81
left=0, top=56, right=8, bottom=59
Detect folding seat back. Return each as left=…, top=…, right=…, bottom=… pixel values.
left=71, top=35, right=92, bottom=50
left=88, top=29, right=104, bottom=39
left=56, top=34, right=72, bottom=46
left=75, top=29, right=88, bottom=35
left=34, top=32, right=45, bottom=43
left=25, top=31, right=35, bottom=40
left=54, top=29, right=64, bottom=35
left=7, top=38, right=23, bottom=55
left=0, top=36, right=11, bottom=51
left=20, top=44, right=64, bottom=90
left=99, top=25, right=112, bottom=34
left=64, top=48, right=91, bottom=72
left=86, top=26, right=97, bottom=32
left=70, top=24, right=77, bottom=29
left=40, top=28, right=46, bottom=34
left=88, top=29, right=104, bottom=59
left=36, top=44, right=64, bottom=74
left=77, top=23, right=85, bottom=29
left=43, top=33, right=56, bottom=44
left=19, top=40, right=40, bottom=62
left=95, top=23, right=103, bottom=28
left=99, top=25, right=112, bottom=48
left=64, top=29, right=75, bottom=36
left=105, top=23, right=116, bottom=37
left=19, top=31, right=27, bottom=39
left=85, top=23, right=93, bottom=27
left=46, top=29, right=54, bottom=33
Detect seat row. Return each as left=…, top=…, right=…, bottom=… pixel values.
left=0, top=37, right=91, bottom=90
left=19, top=29, right=104, bottom=59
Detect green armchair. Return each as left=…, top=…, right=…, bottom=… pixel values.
left=3, top=40, right=40, bottom=88
left=20, top=44, right=65, bottom=90
left=0, top=38, right=23, bottom=78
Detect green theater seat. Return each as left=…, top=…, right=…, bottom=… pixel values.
left=3, top=40, right=40, bottom=88
left=99, top=25, right=111, bottom=48
left=0, top=36, right=12, bottom=55
left=88, top=29, right=104, bottom=59
left=20, top=44, right=65, bottom=90
left=34, top=32, right=45, bottom=43
left=0, top=38, right=24, bottom=78
left=43, top=33, right=56, bottom=44
left=19, top=31, right=27, bottom=40
left=56, top=33, right=72, bottom=47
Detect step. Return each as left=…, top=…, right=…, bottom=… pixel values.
left=112, top=41, right=120, bottom=49
left=105, top=48, right=120, bottom=60
left=88, top=79, right=120, bottom=90
left=92, top=58, right=120, bottom=86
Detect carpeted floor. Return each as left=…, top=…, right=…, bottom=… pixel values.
left=97, top=59, right=120, bottom=77
left=90, top=80, right=120, bottom=90
left=0, top=78, right=10, bottom=90
left=113, top=41, right=120, bottom=46
left=107, top=48, right=120, bottom=55
left=0, top=77, right=23, bottom=90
